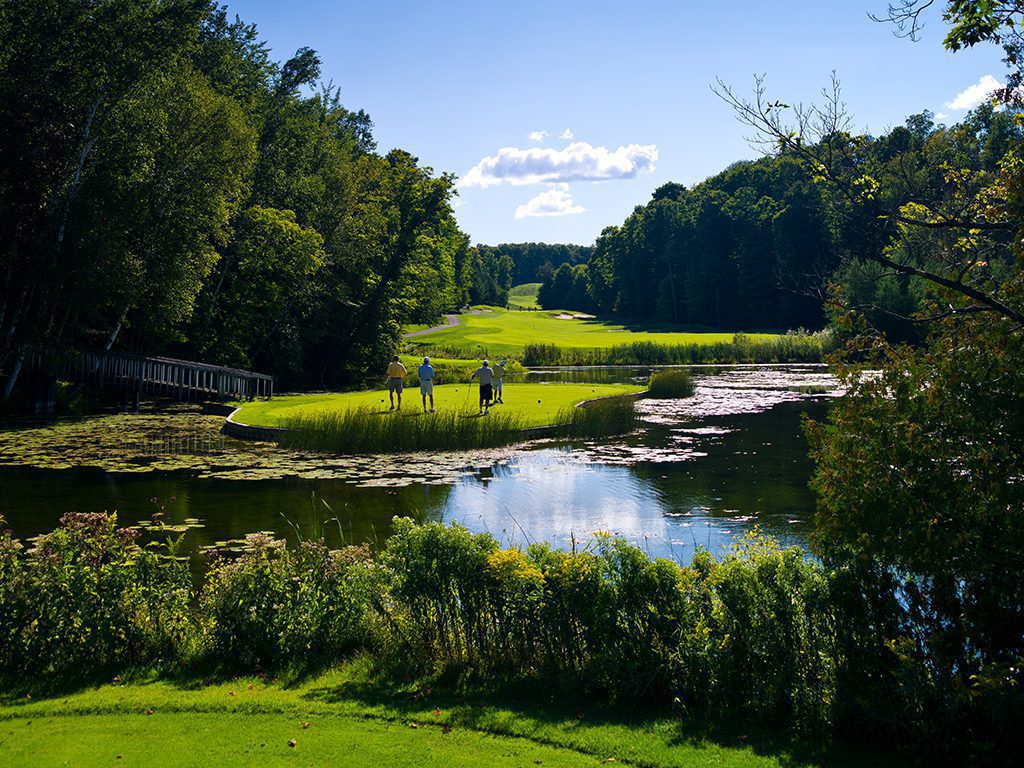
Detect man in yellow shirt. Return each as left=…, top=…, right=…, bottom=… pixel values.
left=386, top=355, right=407, bottom=410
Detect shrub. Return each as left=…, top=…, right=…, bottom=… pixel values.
left=647, top=368, right=695, bottom=398
left=198, top=533, right=372, bottom=672
left=0, top=513, right=192, bottom=683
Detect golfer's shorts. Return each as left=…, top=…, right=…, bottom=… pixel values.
left=420, top=380, right=434, bottom=395
left=494, top=379, right=503, bottom=391
left=480, top=383, right=493, bottom=400
left=388, top=378, right=404, bottom=393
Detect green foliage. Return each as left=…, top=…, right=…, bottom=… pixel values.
left=0, top=512, right=191, bottom=683
left=647, top=369, right=695, bottom=398
left=199, top=534, right=372, bottom=671
left=556, top=397, right=640, bottom=438
left=474, top=242, right=593, bottom=287
left=506, top=282, right=541, bottom=309
left=580, top=157, right=832, bottom=329
left=806, top=322, right=1024, bottom=758
left=374, top=521, right=836, bottom=733
left=538, top=263, right=593, bottom=312
left=278, top=407, right=527, bottom=453
left=521, top=329, right=834, bottom=366
left=0, top=0, right=469, bottom=395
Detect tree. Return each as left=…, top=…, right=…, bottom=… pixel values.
left=716, top=2, right=1024, bottom=754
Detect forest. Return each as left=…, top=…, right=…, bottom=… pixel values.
left=0, top=0, right=513, bottom=391
left=538, top=105, right=1022, bottom=337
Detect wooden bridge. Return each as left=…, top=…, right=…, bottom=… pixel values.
left=53, top=348, right=273, bottom=403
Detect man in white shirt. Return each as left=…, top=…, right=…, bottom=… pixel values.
left=472, top=359, right=494, bottom=414
left=418, top=357, right=436, bottom=412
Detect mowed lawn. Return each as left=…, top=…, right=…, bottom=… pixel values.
left=0, top=671, right=813, bottom=768
left=234, top=382, right=644, bottom=428
left=507, top=282, right=541, bottom=309
left=404, top=306, right=780, bottom=356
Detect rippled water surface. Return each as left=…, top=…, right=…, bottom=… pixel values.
left=0, top=365, right=836, bottom=562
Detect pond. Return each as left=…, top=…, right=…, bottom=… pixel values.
left=0, top=365, right=836, bottom=564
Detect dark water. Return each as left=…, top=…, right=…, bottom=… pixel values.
left=0, top=366, right=834, bottom=563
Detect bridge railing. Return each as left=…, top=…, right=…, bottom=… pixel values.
left=57, top=348, right=273, bottom=402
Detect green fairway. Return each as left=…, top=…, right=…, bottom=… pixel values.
left=234, top=382, right=644, bottom=428
left=507, top=282, right=541, bottom=309
left=403, top=306, right=779, bottom=356
left=0, top=670, right=821, bottom=768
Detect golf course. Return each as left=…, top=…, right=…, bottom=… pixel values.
left=233, top=382, right=645, bottom=429
left=403, top=306, right=780, bottom=357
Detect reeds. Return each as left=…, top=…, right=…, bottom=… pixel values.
left=278, top=406, right=527, bottom=453
left=557, top=396, right=640, bottom=438
left=647, top=368, right=695, bottom=399
left=520, top=329, right=835, bottom=366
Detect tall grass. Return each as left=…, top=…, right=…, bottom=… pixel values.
left=647, top=368, right=695, bottom=398
left=1, top=513, right=1016, bottom=758
left=278, top=407, right=526, bottom=453
left=521, top=329, right=835, bottom=366
left=557, top=396, right=640, bottom=438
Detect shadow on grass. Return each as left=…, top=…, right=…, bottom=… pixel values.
left=298, top=666, right=896, bottom=768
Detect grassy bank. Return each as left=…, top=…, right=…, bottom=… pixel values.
left=234, top=383, right=644, bottom=429
left=0, top=664, right=838, bottom=768
left=0, top=513, right=894, bottom=766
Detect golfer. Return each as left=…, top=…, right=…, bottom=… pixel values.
left=386, top=355, right=407, bottom=410
left=418, top=356, right=436, bottom=412
left=472, top=359, right=494, bottom=414
left=493, top=358, right=507, bottom=404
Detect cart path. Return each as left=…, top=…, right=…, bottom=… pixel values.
left=403, top=313, right=460, bottom=338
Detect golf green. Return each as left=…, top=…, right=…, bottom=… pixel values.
left=233, top=382, right=644, bottom=429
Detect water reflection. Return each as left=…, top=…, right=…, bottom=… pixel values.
left=0, top=365, right=835, bottom=563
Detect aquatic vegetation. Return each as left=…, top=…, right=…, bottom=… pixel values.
left=556, top=396, right=640, bottom=438
left=646, top=368, right=695, bottom=399
left=279, top=407, right=529, bottom=454
left=520, top=329, right=835, bottom=366
left=0, top=513, right=837, bottom=740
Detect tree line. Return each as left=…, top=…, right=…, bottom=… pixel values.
left=537, top=104, right=1021, bottom=338
left=0, top=0, right=513, bottom=391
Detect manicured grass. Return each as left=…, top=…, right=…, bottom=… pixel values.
left=507, top=282, right=541, bottom=309
left=234, top=383, right=644, bottom=429
left=403, top=305, right=780, bottom=357
left=0, top=668, right=821, bottom=768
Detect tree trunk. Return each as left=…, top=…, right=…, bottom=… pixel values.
left=2, top=354, right=24, bottom=400
left=56, top=95, right=103, bottom=247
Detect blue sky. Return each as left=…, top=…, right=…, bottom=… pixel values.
left=224, top=0, right=1006, bottom=246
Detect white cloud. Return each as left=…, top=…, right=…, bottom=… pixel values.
left=934, top=112, right=948, bottom=121
left=946, top=74, right=1003, bottom=111
left=461, top=141, right=658, bottom=188
left=528, top=130, right=548, bottom=141
left=514, top=188, right=586, bottom=219
left=559, top=128, right=574, bottom=140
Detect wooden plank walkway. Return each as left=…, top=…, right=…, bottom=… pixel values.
left=56, top=348, right=273, bottom=402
